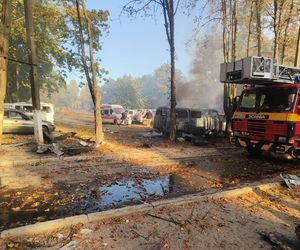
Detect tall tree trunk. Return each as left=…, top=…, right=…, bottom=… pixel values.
left=255, top=0, right=262, bottom=56
left=281, top=0, right=294, bottom=64
left=231, top=0, right=237, bottom=63
left=247, top=0, right=254, bottom=57
left=273, top=0, right=278, bottom=58
left=0, top=0, right=11, bottom=138
left=85, top=12, right=104, bottom=145
left=162, top=0, right=176, bottom=141
left=221, top=0, right=227, bottom=62
left=295, top=23, right=300, bottom=67
left=75, top=0, right=94, bottom=103
left=169, top=0, right=176, bottom=141
left=16, top=64, right=20, bottom=102
left=75, top=0, right=103, bottom=145
left=273, top=0, right=284, bottom=59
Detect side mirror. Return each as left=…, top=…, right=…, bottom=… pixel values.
left=233, top=96, right=240, bottom=111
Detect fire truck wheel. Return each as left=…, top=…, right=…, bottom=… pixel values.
left=246, top=147, right=263, bottom=156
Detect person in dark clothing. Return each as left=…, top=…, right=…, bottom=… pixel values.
left=121, top=111, right=128, bottom=125
left=144, top=110, right=153, bottom=128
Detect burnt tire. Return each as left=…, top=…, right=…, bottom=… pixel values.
left=42, top=126, right=53, bottom=142
left=246, top=147, right=263, bottom=156
left=42, top=125, right=50, bottom=135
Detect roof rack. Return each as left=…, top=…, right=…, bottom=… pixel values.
left=220, top=56, right=300, bottom=85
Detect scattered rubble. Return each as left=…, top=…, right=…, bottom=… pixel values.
left=58, top=240, right=79, bottom=250
left=142, top=131, right=163, bottom=138
left=280, top=174, right=300, bottom=188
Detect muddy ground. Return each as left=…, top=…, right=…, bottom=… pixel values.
left=0, top=110, right=300, bottom=233
left=1, top=186, right=300, bottom=250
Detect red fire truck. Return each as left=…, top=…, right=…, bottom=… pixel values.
left=220, top=56, right=300, bottom=158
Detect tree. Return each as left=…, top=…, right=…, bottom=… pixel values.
left=6, top=0, right=77, bottom=103
left=255, top=0, right=262, bottom=56
left=0, top=0, right=11, bottom=137
left=102, top=76, right=145, bottom=109
left=295, top=21, right=300, bottom=67
left=123, top=0, right=180, bottom=141
left=73, top=0, right=105, bottom=146
left=246, top=0, right=254, bottom=57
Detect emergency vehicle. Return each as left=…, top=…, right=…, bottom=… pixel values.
left=220, top=56, right=300, bottom=157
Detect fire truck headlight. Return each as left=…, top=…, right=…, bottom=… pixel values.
left=278, top=136, right=287, bottom=143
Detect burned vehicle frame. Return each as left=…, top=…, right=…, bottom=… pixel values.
left=153, top=107, right=225, bottom=137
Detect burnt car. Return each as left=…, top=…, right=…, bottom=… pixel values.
left=3, top=109, right=55, bottom=135
left=153, top=107, right=225, bottom=136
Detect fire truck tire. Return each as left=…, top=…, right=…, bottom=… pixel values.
left=246, top=147, right=263, bottom=156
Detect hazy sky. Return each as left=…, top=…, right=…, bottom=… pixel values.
left=87, top=0, right=197, bottom=80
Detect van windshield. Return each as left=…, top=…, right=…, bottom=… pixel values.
left=239, top=87, right=297, bottom=112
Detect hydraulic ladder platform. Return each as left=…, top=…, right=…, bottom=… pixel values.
left=220, top=56, right=300, bottom=84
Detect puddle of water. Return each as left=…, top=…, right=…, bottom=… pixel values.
left=98, top=175, right=170, bottom=207
left=0, top=173, right=197, bottom=230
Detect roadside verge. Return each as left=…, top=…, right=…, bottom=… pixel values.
left=0, top=181, right=281, bottom=239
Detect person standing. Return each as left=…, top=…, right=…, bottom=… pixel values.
left=121, top=111, right=128, bottom=125
left=144, top=110, right=153, bottom=128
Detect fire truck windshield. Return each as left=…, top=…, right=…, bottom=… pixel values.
left=238, top=87, right=297, bottom=112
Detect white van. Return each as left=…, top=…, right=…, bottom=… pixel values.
left=4, top=102, right=55, bottom=125
left=101, top=104, right=125, bottom=124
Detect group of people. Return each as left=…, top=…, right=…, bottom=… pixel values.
left=121, top=109, right=153, bottom=127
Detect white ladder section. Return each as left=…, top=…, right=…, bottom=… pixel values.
left=220, top=56, right=300, bottom=85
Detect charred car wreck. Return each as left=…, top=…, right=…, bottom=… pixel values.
left=153, top=107, right=226, bottom=137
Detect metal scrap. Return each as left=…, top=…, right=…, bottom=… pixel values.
left=50, top=143, right=64, bottom=156
left=37, top=143, right=64, bottom=156
left=280, top=174, right=300, bottom=188
left=143, top=131, right=163, bottom=138
left=79, top=140, right=94, bottom=147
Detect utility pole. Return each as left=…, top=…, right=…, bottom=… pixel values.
left=0, top=0, right=11, bottom=139
left=24, top=0, right=43, bottom=144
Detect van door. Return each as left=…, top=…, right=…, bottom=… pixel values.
left=7, top=111, right=33, bottom=134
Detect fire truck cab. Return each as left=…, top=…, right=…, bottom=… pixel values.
left=220, top=56, right=300, bottom=158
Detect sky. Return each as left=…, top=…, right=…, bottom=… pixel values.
left=87, top=0, right=197, bottom=80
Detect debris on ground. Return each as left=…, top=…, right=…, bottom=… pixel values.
left=62, top=146, right=90, bottom=156
left=142, top=131, right=163, bottom=138
left=104, top=128, right=115, bottom=134
left=50, top=143, right=64, bottom=156
left=139, top=142, right=153, bottom=148
left=58, top=240, right=79, bottom=250
left=36, top=143, right=91, bottom=156
left=79, top=140, right=94, bottom=147
left=80, top=228, right=93, bottom=235
left=36, top=143, right=64, bottom=156
left=192, top=138, right=209, bottom=146
left=36, top=144, right=50, bottom=154
left=177, top=137, right=185, bottom=142
left=54, top=132, right=76, bottom=141
left=280, top=174, right=300, bottom=188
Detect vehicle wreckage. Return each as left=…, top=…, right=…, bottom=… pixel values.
left=153, top=107, right=226, bottom=137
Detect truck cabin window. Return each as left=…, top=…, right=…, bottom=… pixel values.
left=176, top=110, right=188, bottom=118
left=238, top=88, right=297, bottom=112
left=191, top=111, right=202, bottom=118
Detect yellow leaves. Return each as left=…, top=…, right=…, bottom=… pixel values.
left=31, top=201, right=40, bottom=208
